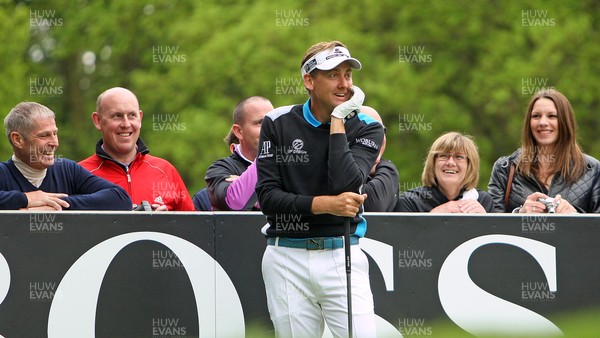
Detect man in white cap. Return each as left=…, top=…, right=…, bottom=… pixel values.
left=256, top=41, right=383, bottom=337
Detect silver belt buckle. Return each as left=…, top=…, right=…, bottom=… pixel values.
left=306, top=238, right=324, bottom=250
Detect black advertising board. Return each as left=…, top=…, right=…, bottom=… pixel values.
left=0, top=212, right=599, bottom=337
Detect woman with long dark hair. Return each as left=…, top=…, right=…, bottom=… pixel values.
left=488, top=89, right=600, bottom=213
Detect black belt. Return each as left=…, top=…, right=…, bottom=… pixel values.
left=267, top=236, right=359, bottom=250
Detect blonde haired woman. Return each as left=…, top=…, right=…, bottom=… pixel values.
left=396, top=132, right=493, bottom=213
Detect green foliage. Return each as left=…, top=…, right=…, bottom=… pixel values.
left=0, top=2, right=29, bottom=156
left=1, top=0, right=599, bottom=195
left=246, top=307, right=600, bottom=337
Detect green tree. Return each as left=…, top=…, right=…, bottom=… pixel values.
left=1, top=0, right=598, bottom=197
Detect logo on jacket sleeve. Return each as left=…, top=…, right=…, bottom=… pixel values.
left=355, top=137, right=379, bottom=150
left=258, top=141, right=273, bottom=159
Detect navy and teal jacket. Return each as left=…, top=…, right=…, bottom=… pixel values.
left=256, top=99, right=384, bottom=238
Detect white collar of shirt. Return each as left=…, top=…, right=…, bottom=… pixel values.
left=234, top=144, right=253, bottom=164
left=12, top=154, right=47, bottom=188
left=460, top=188, right=479, bottom=200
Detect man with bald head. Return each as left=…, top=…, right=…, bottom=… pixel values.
left=201, top=96, right=273, bottom=211
left=361, top=105, right=399, bottom=212
left=79, top=87, right=195, bottom=211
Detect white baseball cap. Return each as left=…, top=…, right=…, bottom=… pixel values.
left=301, top=46, right=362, bottom=76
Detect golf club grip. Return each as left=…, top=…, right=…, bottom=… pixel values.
left=344, top=217, right=351, bottom=272
left=343, top=216, right=353, bottom=336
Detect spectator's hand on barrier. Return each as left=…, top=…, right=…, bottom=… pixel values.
left=519, top=192, right=549, bottom=213
left=312, top=192, right=366, bottom=217
left=430, top=201, right=462, bottom=213
left=25, top=190, right=69, bottom=210
left=152, top=204, right=168, bottom=211
left=457, top=199, right=486, bottom=213
left=331, top=85, right=365, bottom=120
left=552, top=194, right=578, bottom=214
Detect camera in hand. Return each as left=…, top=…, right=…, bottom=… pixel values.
left=133, top=200, right=152, bottom=211
left=537, top=197, right=557, bottom=213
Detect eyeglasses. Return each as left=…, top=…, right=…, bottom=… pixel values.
left=436, top=153, right=468, bottom=162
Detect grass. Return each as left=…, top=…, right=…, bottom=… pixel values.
left=242, top=307, right=600, bottom=337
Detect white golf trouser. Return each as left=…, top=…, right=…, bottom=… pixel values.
left=262, top=243, right=376, bottom=338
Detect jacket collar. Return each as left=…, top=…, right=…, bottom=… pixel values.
left=95, top=138, right=149, bottom=164
left=302, top=99, right=323, bottom=127
left=508, top=148, right=521, bottom=165
left=233, top=144, right=253, bottom=164
left=431, top=184, right=467, bottom=202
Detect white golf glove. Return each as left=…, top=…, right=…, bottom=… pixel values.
left=331, top=85, right=365, bottom=120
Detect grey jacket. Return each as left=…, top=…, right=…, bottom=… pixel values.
left=488, top=149, right=600, bottom=213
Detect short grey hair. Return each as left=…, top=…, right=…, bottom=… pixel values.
left=4, top=102, right=55, bottom=146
